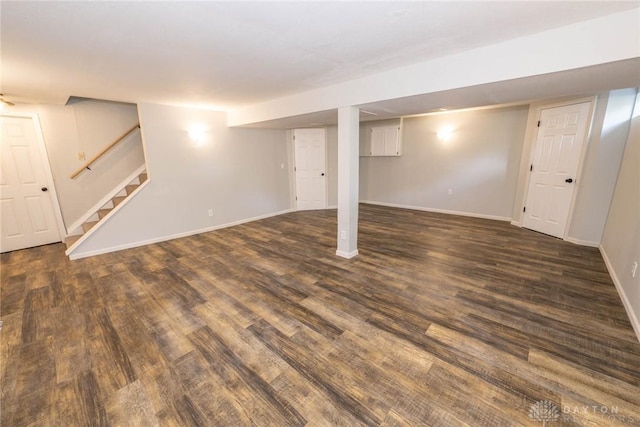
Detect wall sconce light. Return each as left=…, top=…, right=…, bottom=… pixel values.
left=188, top=125, right=206, bottom=145
left=437, top=126, right=454, bottom=142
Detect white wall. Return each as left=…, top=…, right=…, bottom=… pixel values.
left=359, top=106, right=528, bottom=220
left=601, top=90, right=640, bottom=340
left=317, top=93, right=634, bottom=244
left=9, top=99, right=144, bottom=228
left=569, top=89, right=637, bottom=244
left=71, top=103, right=290, bottom=257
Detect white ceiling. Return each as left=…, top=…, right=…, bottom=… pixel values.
left=2, top=0, right=638, bottom=120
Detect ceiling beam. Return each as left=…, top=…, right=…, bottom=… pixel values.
left=228, top=9, right=640, bottom=127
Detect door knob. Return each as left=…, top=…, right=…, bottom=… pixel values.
left=565, top=178, right=573, bottom=183
left=41, top=187, right=48, bottom=192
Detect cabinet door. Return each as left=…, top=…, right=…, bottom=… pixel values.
left=383, top=126, right=400, bottom=156
left=370, top=127, right=386, bottom=156
left=369, top=125, right=400, bottom=156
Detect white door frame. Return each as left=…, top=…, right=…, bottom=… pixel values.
left=1, top=111, right=67, bottom=241
left=515, top=96, right=596, bottom=239
left=292, top=127, right=328, bottom=211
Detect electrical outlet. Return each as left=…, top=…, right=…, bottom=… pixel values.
left=78, top=151, right=85, bottom=161
left=340, top=230, right=346, bottom=240
left=208, top=209, right=214, bottom=217
left=447, top=188, right=453, bottom=195
left=632, top=261, right=638, bottom=278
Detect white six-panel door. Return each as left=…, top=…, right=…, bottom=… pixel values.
left=294, top=128, right=327, bottom=211
left=1, top=115, right=62, bottom=252
left=522, top=102, right=592, bottom=238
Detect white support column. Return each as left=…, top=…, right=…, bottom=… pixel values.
left=336, top=106, right=360, bottom=259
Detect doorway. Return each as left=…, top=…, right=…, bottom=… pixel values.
left=1, top=114, right=65, bottom=252
left=294, top=128, right=327, bottom=211
left=522, top=101, right=592, bottom=238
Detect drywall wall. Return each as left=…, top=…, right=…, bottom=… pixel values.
left=360, top=106, right=528, bottom=219
left=569, top=89, right=637, bottom=244
left=8, top=99, right=143, bottom=228
left=601, top=91, right=640, bottom=340
left=71, top=103, right=290, bottom=257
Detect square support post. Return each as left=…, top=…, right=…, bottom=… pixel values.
left=336, top=106, right=359, bottom=258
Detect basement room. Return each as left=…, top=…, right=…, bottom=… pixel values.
left=1, top=1, right=639, bottom=426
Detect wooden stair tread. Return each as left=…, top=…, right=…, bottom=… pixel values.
left=82, top=221, right=98, bottom=233
left=112, top=196, right=127, bottom=207
left=66, top=170, right=147, bottom=255
left=65, top=235, right=81, bottom=249
left=125, top=184, right=139, bottom=194
left=98, top=208, right=112, bottom=220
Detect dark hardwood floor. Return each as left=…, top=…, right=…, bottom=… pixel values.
left=2, top=204, right=639, bottom=426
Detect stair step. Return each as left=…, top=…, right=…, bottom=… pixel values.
left=82, top=221, right=98, bottom=233
left=112, top=196, right=127, bottom=207
left=98, top=208, right=112, bottom=220
left=125, top=184, right=139, bottom=195
left=65, top=235, right=81, bottom=249
left=65, top=170, right=147, bottom=257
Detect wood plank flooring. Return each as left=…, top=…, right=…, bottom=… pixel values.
left=2, top=204, right=639, bottom=426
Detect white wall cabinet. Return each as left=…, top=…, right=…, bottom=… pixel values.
left=367, top=125, right=401, bottom=156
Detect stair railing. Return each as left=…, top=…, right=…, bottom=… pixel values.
left=70, top=123, right=140, bottom=179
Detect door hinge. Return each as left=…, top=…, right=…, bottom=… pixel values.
left=537, top=120, right=541, bottom=127
left=295, top=196, right=298, bottom=201
left=530, top=164, right=533, bottom=172
left=523, top=206, right=526, bottom=213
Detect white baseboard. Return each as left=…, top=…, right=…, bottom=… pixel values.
left=360, top=200, right=511, bottom=222
left=336, top=249, right=358, bottom=259
left=599, top=245, right=640, bottom=343
left=565, top=236, right=600, bottom=248
left=69, top=208, right=294, bottom=260
left=510, top=220, right=522, bottom=227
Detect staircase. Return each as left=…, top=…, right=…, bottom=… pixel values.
left=65, top=169, right=148, bottom=256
